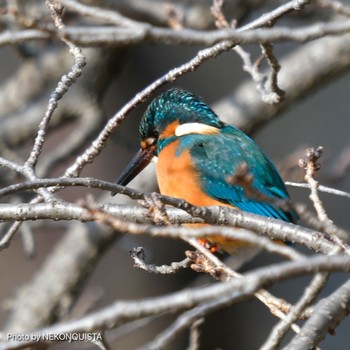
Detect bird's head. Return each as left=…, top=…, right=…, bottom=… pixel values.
left=116, top=88, right=224, bottom=186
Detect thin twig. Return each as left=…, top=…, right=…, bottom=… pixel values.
left=261, top=272, right=328, bottom=350
left=286, top=181, right=350, bottom=200
left=20, top=222, right=36, bottom=258
left=299, top=147, right=331, bottom=223
left=59, top=20, right=350, bottom=47
left=185, top=238, right=308, bottom=326
left=26, top=0, right=86, bottom=168
left=299, top=147, right=348, bottom=249
left=0, top=222, right=22, bottom=250
left=293, top=203, right=349, bottom=243
left=285, top=279, right=350, bottom=349
left=139, top=254, right=349, bottom=350
left=187, top=318, right=204, bottom=350
left=260, top=42, right=285, bottom=104
left=0, top=156, right=24, bottom=175
left=130, top=247, right=191, bottom=274
left=263, top=147, right=344, bottom=348
left=234, top=43, right=285, bottom=104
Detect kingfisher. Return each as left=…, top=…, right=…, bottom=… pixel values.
left=116, top=88, right=296, bottom=254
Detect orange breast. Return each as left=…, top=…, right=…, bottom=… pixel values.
left=157, top=139, right=227, bottom=207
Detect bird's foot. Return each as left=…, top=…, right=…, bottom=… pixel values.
left=198, top=238, right=218, bottom=253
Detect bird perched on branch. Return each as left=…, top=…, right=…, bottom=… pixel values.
left=116, top=88, right=296, bottom=254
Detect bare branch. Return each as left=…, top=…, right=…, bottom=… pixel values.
left=263, top=146, right=346, bottom=349
left=185, top=238, right=307, bottom=332
left=299, top=147, right=330, bottom=222
left=187, top=318, right=203, bottom=350
left=3, top=254, right=350, bottom=350
left=0, top=156, right=23, bottom=174
left=285, top=279, right=350, bottom=349
left=260, top=42, right=285, bottom=104
left=130, top=247, right=191, bottom=274
left=294, top=203, right=349, bottom=244
left=299, top=147, right=348, bottom=249
left=19, top=222, right=36, bottom=258
left=0, top=29, right=49, bottom=47
left=261, top=272, right=328, bottom=350
left=0, top=197, right=341, bottom=255
left=286, top=182, right=350, bottom=200
left=58, top=20, right=350, bottom=47
left=26, top=0, right=86, bottom=168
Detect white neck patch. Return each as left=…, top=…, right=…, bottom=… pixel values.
left=175, top=123, right=220, bottom=137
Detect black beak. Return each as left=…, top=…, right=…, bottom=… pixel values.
left=112, top=146, right=155, bottom=195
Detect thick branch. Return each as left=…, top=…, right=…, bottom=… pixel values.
left=0, top=200, right=341, bottom=256
left=285, top=279, right=350, bottom=350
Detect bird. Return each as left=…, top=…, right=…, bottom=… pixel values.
left=116, top=88, right=296, bottom=255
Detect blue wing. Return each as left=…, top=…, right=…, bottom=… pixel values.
left=178, top=125, right=296, bottom=222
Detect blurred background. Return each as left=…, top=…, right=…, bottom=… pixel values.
left=0, top=0, right=350, bottom=349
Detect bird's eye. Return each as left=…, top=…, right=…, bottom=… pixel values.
left=144, top=130, right=159, bottom=147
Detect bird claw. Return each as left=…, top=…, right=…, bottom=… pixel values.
left=198, top=238, right=219, bottom=253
